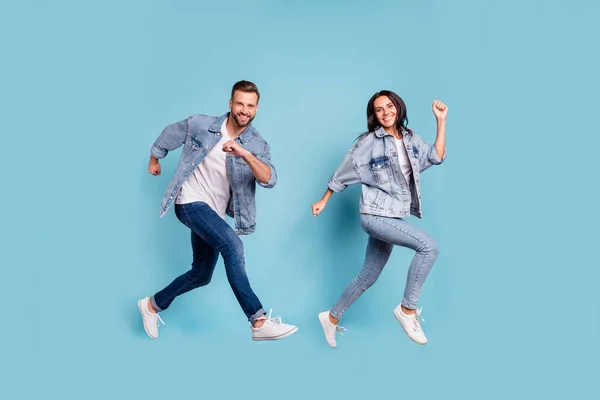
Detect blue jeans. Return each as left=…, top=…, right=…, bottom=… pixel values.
left=151, top=202, right=266, bottom=323
left=330, top=213, right=439, bottom=320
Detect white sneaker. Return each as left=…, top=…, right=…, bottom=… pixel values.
left=251, top=309, right=298, bottom=341
left=318, top=311, right=348, bottom=348
left=138, top=297, right=165, bottom=339
left=393, top=305, right=427, bottom=345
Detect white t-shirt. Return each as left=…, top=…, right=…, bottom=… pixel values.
left=395, top=138, right=413, bottom=192
left=176, top=120, right=231, bottom=219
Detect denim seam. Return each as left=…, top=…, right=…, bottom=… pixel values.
left=181, top=203, right=264, bottom=320
left=182, top=204, right=233, bottom=257
left=372, top=216, right=431, bottom=252
left=156, top=276, right=202, bottom=310
left=331, top=269, right=372, bottom=320
left=405, top=254, right=427, bottom=309
left=373, top=216, right=430, bottom=309
left=331, top=237, right=388, bottom=320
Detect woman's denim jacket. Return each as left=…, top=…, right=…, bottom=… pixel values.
left=328, top=127, right=445, bottom=218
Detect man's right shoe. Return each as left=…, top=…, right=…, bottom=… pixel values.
left=251, top=310, right=298, bottom=341
left=138, top=297, right=165, bottom=339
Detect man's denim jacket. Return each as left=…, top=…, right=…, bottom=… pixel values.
left=151, top=113, right=277, bottom=235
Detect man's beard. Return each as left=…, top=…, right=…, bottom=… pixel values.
left=232, top=113, right=254, bottom=128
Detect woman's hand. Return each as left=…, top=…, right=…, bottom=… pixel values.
left=432, top=100, right=448, bottom=121
left=313, top=189, right=334, bottom=216
left=312, top=199, right=329, bottom=216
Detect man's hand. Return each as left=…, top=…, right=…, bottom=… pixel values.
left=222, top=140, right=250, bottom=158
left=149, top=156, right=161, bottom=176
left=223, top=140, right=272, bottom=184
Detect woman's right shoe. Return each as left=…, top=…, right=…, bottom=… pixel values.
left=393, top=305, right=427, bottom=345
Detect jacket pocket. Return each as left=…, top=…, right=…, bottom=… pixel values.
left=183, top=136, right=203, bottom=162
left=190, top=136, right=203, bottom=149
left=369, top=156, right=391, bottom=186
left=368, top=156, right=392, bottom=206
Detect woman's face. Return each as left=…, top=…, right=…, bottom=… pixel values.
left=373, top=95, right=397, bottom=130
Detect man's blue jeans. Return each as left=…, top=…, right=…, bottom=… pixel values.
left=151, top=202, right=266, bottom=323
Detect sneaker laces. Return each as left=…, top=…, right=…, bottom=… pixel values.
left=154, top=313, right=166, bottom=328
left=335, top=324, right=349, bottom=336
left=412, top=307, right=425, bottom=332
left=263, top=309, right=282, bottom=326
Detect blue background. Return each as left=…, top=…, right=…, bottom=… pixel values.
left=1, top=0, right=599, bottom=399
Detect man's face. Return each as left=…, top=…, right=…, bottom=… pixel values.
left=229, top=90, right=259, bottom=127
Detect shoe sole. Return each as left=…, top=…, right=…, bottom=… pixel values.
left=393, top=309, right=427, bottom=345
left=138, top=299, right=158, bottom=340
left=252, top=326, right=298, bottom=341
left=318, top=313, right=337, bottom=348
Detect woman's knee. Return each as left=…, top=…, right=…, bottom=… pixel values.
left=424, top=237, right=440, bottom=258
left=355, top=271, right=380, bottom=290
left=416, top=235, right=439, bottom=257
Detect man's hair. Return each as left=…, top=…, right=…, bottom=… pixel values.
left=231, top=80, right=260, bottom=103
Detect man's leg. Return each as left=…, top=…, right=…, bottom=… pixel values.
left=151, top=230, right=219, bottom=312
left=176, top=202, right=297, bottom=340
left=175, top=202, right=265, bottom=323
left=139, top=222, right=219, bottom=339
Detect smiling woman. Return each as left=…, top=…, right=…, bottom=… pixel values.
left=368, top=90, right=408, bottom=134
left=312, top=90, right=448, bottom=348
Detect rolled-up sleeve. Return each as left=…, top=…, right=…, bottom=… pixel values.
left=328, top=147, right=360, bottom=192
left=256, top=142, right=277, bottom=189
left=417, top=136, right=446, bottom=173
left=150, top=118, right=189, bottom=159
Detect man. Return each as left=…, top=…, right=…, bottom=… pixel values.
left=138, top=80, right=297, bottom=341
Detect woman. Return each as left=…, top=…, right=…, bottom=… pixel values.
left=312, top=90, right=448, bottom=347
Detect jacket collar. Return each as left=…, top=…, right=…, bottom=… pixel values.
left=374, top=126, right=412, bottom=138
left=208, top=113, right=256, bottom=144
